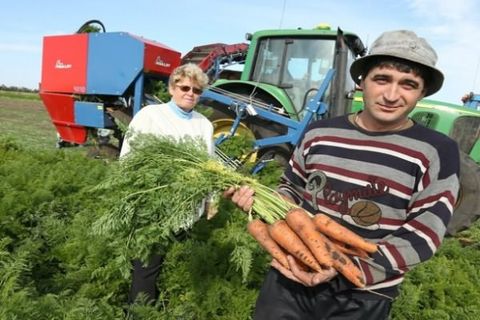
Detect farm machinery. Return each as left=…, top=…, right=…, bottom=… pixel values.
left=462, top=92, right=480, bottom=110
left=39, top=20, right=247, bottom=151
left=39, top=21, right=480, bottom=235
left=39, top=21, right=180, bottom=150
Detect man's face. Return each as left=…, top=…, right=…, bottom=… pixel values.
left=360, top=65, right=425, bottom=131
left=168, top=77, right=203, bottom=112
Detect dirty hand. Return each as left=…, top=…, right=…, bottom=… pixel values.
left=223, top=186, right=255, bottom=212
left=271, top=256, right=338, bottom=287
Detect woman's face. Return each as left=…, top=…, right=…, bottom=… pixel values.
left=168, top=77, right=203, bottom=112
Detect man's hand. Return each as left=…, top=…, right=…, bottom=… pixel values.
left=271, top=256, right=337, bottom=287
left=223, top=186, right=255, bottom=212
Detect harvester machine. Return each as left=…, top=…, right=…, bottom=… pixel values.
left=39, top=20, right=182, bottom=152
left=181, top=42, right=249, bottom=81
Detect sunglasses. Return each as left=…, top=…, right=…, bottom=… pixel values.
left=176, top=85, right=203, bottom=95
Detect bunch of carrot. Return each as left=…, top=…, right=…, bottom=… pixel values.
left=94, top=134, right=376, bottom=285
left=247, top=208, right=377, bottom=288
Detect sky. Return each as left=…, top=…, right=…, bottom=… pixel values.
left=1, top=0, right=479, bottom=105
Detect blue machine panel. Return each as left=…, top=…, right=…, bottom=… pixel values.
left=86, top=32, right=144, bottom=95
left=74, top=101, right=114, bottom=128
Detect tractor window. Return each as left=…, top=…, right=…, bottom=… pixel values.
left=251, top=39, right=283, bottom=85
left=251, top=38, right=336, bottom=114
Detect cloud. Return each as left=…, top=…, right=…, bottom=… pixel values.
left=407, top=0, right=475, bottom=20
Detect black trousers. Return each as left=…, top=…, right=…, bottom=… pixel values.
left=254, top=268, right=392, bottom=320
left=128, top=254, right=163, bottom=304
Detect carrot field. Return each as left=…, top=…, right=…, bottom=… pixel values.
left=1, top=92, right=480, bottom=319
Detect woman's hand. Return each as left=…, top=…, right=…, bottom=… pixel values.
left=271, top=256, right=338, bottom=287
left=223, top=186, right=255, bottom=212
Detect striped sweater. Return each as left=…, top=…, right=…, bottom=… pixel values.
left=278, top=114, right=460, bottom=298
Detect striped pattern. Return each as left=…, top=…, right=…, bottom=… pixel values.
left=278, top=115, right=460, bottom=297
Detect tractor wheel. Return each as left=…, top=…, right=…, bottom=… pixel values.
left=209, top=107, right=256, bottom=142
left=205, top=95, right=290, bottom=166
left=446, top=152, right=480, bottom=235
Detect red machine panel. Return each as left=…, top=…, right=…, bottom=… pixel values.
left=41, top=34, right=88, bottom=94
left=137, top=36, right=181, bottom=75
left=39, top=92, right=88, bottom=144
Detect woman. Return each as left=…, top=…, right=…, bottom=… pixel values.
left=120, top=63, right=213, bottom=304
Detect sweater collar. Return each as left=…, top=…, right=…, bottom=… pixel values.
left=168, top=100, right=193, bottom=120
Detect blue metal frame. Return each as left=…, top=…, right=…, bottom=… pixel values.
left=133, top=73, right=144, bottom=115
left=464, top=94, right=480, bottom=110
left=74, top=101, right=114, bottom=127
left=200, top=68, right=335, bottom=150
left=211, top=55, right=246, bottom=81
left=87, top=32, right=143, bottom=95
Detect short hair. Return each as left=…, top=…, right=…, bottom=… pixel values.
left=168, top=63, right=209, bottom=89
left=361, top=57, right=431, bottom=91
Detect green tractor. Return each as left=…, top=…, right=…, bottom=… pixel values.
left=203, top=25, right=365, bottom=163
left=200, top=24, right=480, bottom=235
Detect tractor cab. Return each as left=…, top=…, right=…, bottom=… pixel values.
left=236, top=25, right=366, bottom=120
left=249, top=36, right=336, bottom=116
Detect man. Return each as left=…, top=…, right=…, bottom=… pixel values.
left=120, top=63, right=213, bottom=304
left=227, top=30, right=459, bottom=319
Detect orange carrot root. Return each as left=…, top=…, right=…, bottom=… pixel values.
left=247, top=219, right=290, bottom=269
left=331, top=249, right=366, bottom=288
left=285, top=208, right=334, bottom=267
left=313, top=214, right=378, bottom=254
left=330, top=238, right=370, bottom=259
left=268, top=220, right=322, bottom=272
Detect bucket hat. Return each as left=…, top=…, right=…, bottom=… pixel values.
left=350, top=30, right=444, bottom=96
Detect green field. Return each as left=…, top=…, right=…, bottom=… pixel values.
left=0, top=92, right=58, bottom=149
left=1, top=92, right=480, bottom=319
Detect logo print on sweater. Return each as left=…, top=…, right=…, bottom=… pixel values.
left=307, top=172, right=387, bottom=226
left=349, top=201, right=381, bottom=226
left=306, top=171, right=327, bottom=211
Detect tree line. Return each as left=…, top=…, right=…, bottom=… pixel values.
left=0, top=84, right=38, bottom=93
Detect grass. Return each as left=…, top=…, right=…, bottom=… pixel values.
left=0, top=90, right=40, bottom=101
left=0, top=93, right=58, bottom=149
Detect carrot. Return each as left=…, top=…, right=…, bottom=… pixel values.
left=313, top=214, right=378, bottom=254
left=285, top=208, right=334, bottom=268
left=268, top=220, right=322, bottom=272
left=331, top=249, right=366, bottom=288
left=292, top=257, right=311, bottom=271
left=247, top=219, right=290, bottom=269
left=329, top=238, right=370, bottom=259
